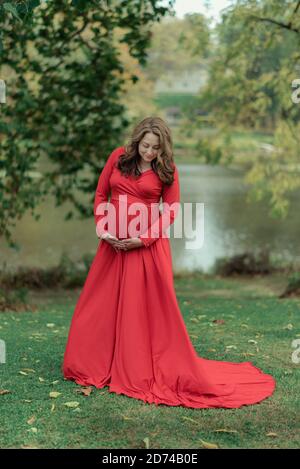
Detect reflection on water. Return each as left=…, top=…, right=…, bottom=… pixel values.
left=1, top=164, right=300, bottom=273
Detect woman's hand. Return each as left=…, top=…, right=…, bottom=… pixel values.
left=100, top=233, right=126, bottom=252
left=117, top=237, right=143, bottom=251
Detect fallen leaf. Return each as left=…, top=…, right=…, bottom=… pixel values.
left=19, top=371, right=28, bottom=376
left=266, top=432, right=278, bottom=438
left=76, top=386, right=92, bottom=397
left=182, top=417, right=199, bottom=424
left=200, top=439, right=219, bottom=449
left=38, top=377, right=45, bottom=382
left=27, top=416, right=36, bottom=425
left=0, top=390, right=11, bottom=395
left=63, top=401, right=80, bottom=408
left=21, top=445, right=39, bottom=449
left=27, top=427, right=38, bottom=433
left=143, top=437, right=150, bottom=449
left=51, top=404, right=55, bottom=412
left=49, top=391, right=61, bottom=399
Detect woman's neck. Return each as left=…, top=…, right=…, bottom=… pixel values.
left=138, top=160, right=152, bottom=172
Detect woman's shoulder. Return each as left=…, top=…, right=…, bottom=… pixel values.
left=112, top=146, right=126, bottom=157
left=108, top=146, right=126, bottom=165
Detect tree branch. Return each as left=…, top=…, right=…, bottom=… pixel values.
left=43, top=18, right=90, bottom=74
left=249, top=15, right=300, bottom=34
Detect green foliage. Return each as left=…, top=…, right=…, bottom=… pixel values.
left=0, top=286, right=29, bottom=311
left=181, top=1, right=300, bottom=218
left=213, top=250, right=273, bottom=276
left=280, top=271, right=300, bottom=297
left=0, top=251, right=95, bottom=294
left=0, top=0, right=174, bottom=246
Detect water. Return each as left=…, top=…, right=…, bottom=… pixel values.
left=1, top=164, right=300, bottom=274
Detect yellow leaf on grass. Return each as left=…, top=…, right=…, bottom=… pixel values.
left=19, top=371, right=28, bottom=376
left=38, top=377, right=45, bottom=382
left=27, top=416, right=36, bottom=425
left=122, top=415, right=135, bottom=421
left=182, top=417, right=199, bottom=424
left=27, top=427, right=38, bottom=433
left=200, top=439, right=219, bottom=449
left=0, top=390, right=11, bottom=395
left=49, top=391, right=61, bottom=399
left=266, top=432, right=278, bottom=438
left=51, top=404, right=55, bottom=412
left=21, top=445, right=39, bottom=449
left=143, top=437, right=150, bottom=449
left=63, top=401, right=79, bottom=408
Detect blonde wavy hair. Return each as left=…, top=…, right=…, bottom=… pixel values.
left=117, top=116, right=175, bottom=185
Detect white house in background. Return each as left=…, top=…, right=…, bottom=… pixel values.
left=154, top=67, right=208, bottom=94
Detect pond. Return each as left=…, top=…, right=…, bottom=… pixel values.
left=1, top=164, right=300, bottom=274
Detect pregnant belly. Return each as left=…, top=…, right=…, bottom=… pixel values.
left=102, top=197, right=161, bottom=239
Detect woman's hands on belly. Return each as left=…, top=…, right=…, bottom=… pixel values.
left=100, top=233, right=143, bottom=252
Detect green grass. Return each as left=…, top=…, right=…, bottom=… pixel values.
left=0, top=274, right=299, bottom=449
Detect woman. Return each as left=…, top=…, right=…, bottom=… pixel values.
left=62, top=116, right=276, bottom=409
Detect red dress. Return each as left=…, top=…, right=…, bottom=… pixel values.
left=62, top=146, right=276, bottom=409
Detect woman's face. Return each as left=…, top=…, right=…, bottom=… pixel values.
left=138, top=132, right=161, bottom=165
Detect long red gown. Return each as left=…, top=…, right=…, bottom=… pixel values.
left=62, top=146, right=276, bottom=409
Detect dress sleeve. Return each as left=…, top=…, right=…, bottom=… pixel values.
left=94, top=148, right=119, bottom=237
left=138, top=165, right=180, bottom=247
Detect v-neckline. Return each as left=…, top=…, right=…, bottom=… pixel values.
left=139, top=168, right=152, bottom=174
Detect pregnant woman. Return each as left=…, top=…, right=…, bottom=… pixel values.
left=62, top=116, right=276, bottom=409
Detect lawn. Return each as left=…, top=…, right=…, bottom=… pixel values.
left=0, top=273, right=299, bottom=449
